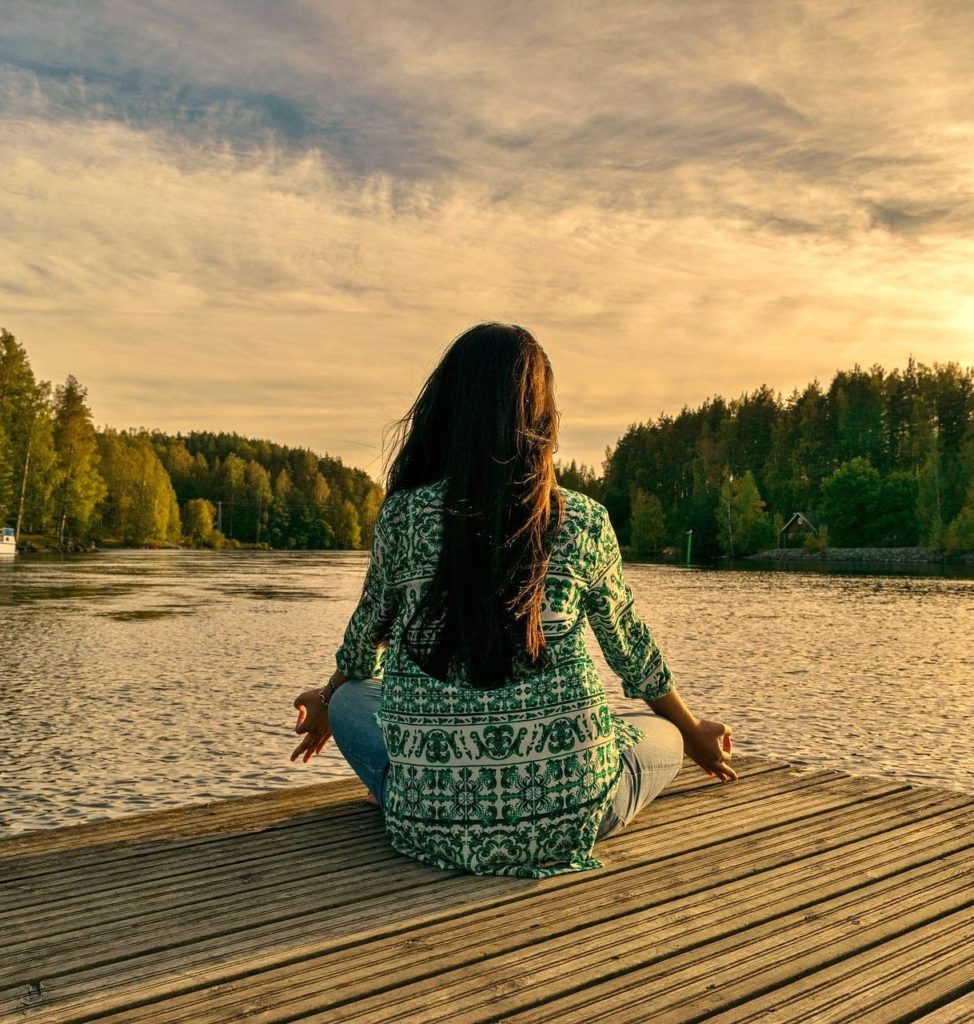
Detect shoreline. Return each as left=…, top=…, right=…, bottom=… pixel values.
left=746, top=545, right=974, bottom=567
left=11, top=539, right=974, bottom=569
left=11, top=538, right=293, bottom=555
left=623, top=545, right=974, bottom=571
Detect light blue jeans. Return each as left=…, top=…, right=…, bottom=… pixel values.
left=328, top=678, right=684, bottom=840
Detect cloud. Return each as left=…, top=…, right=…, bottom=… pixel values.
left=1, top=0, right=973, bottom=473
left=866, top=202, right=954, bottom=234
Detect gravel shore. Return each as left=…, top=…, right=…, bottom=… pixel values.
left=748, top=546, right=974, bottom=566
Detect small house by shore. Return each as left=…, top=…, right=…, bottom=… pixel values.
left=779, top=512, right=818, bottom=548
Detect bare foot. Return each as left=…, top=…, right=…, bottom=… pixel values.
left=364, top=790, right=379, bottom=806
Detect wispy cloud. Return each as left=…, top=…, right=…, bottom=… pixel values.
left=2, top=1, right=972, bottom=472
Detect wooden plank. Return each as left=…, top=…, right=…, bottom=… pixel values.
left=0, top=755, right=781, bottom=887
left=627, top=764, right=841, bottom=825
left=161, top=839, right=974, bottom=1024
left=0, top=806, right=383, bottom=912
left=0, top=767, right=807, bottom=927
left=0, top=768, right=860, bottom=995
left=0, top=754, right=779, bottom=860
left=912, top=990, right=974, bottom=1024
left=702, top=906, right=974, bottom=1023
left=0, top=849, right=439, bottom=982
left=491, top=852, right=974, bottom=1024
left=0, top=807, right=388, bottom=915
left=4, top=760, right=969, bottom=1024
left=655, top=756, right=789, bottom=794
left=0, top=759, right=793, bottom=912
left=0, top=778, right=366, bottom=873
left=3, top=769, right=891, bottom=974
left=67, top=796, right=974, bottom=1024
left=7, top=784, right=967, bottom=1023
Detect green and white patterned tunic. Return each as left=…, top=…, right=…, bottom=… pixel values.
left=335, top=481, right=673, bottom=878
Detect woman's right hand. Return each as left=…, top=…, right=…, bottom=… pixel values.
left=291, top=687, right=333, bottom=763
left=682, top=719, right=737, bottom=782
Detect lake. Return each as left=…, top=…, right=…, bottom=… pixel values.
left=2, top=550, right=973, bottom=834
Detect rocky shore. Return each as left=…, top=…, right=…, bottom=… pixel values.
left=15, top=536, right=97, bottom=554
left=748, top=546, right=974, bottom=567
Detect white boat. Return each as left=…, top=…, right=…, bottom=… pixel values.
left=0, top=528, right=15, bottom=558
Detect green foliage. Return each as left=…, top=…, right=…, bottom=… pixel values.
left=629, top=488, right=667, bottom=555
left=52, top=376, right=106, bottom=544
left=873, top=471, right=919, bottom=546
left=183, top=498, right=216, bottom=544
left=133, top=431, right=376, bottom=548
left=556, top=459, right=602, bottom=500
left=600, top=358, right=973, bottom=557
left=820, top=458, right=882, bottom=547
left=220, top=452, right=247, bottom=540
left=830, top=366, right=886, bottom=467
left=0, top=418, right=13, bottom=524
left=0, top=329, right=384, bottom=551
left=5, top=324, right=972, bottom=557
left=98, top=430, right=182, bottom=545
left=916, top=437, right=944, bottom=549
left=0, top=328, right=59, bottom=536
left=819, top=460, right=919, bottom=547
left=803, top=524, right=828, bottom=553
left=243, top=460, right=272, bottom=544
left=154, top=430, right=382, bottom=550
left=945, top=504, right=974, bottom=554
left=717, top=470, right=773, bottom=556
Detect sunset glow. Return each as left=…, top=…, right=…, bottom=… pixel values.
left=2, top=1, right=972, bottom=473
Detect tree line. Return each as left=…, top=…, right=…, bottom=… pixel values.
left=556, top=359, right=974, bottom=559
left=5, top=326, right=972, bottom=558
left=0, top=328, right=382, bottom=550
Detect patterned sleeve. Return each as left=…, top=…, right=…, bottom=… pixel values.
left=583, top=505, right=674, bottom=701
left=334, top=499, right=400, bottom=680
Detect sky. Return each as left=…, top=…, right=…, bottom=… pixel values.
left=2, top=1, right=973, bottom=479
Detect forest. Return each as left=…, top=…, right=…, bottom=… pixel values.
left=2, top=326, right=973, bottom=557
left=0, top=329, right=382, bottom=550
left=559, top=358, right=974, bottom=559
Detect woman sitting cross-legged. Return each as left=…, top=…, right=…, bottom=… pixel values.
left=291, top=322, right=736, bottom=878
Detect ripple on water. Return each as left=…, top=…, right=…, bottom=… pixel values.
left=101, top=607, right=201, bottom=621
left=213, top=586, right=330, bottom=601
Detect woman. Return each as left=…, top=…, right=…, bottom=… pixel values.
left=291, top=323, right=735, bottom=878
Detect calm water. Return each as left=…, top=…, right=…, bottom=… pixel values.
left=2, top=551, right=973, bottom=834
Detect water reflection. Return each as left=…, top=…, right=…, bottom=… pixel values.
left=2, top=550, right=973, bottom=834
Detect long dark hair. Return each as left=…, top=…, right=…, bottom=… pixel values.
left=384, top=323, right=565, bottom=690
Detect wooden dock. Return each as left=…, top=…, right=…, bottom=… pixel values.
left=3, top=754, right=974, bottom=1023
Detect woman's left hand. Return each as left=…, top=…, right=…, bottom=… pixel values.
left=291, top=687, right=332, bottom=763
left=682, top=718, right=737, bottom=782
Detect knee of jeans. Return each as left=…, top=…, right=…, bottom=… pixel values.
left=329, top=679, right=381, bottom=746
left=327, top=683, right=356, bottom=741
left=640, top=717, right=683, bottom=765
left=661, top=719, right=685, bottom=765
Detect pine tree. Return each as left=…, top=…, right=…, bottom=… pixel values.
left=916, top=434, right=944, bottom=549
left=629, top=488, right=667, bottom=555
left=0, top=329, right=59, bottom=538
left=52, top=376, right=106, bottom=545
left=243, top=460, right=272, bottom=544
left=269, top=468, right=294, bottom=548
left=221, top=453, right=246, bottom=540
left=0, top=418, right=14, bottom=525
left=717, top=470, right=773, bottom=556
